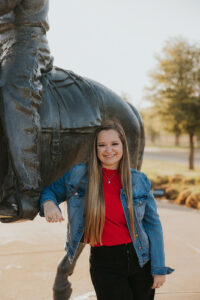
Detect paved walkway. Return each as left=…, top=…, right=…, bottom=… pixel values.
left=0, top=200, right=200, bottom=300
left=144, top=147, right=200, bottom=165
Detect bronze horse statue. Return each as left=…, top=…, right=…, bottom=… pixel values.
left=0, top=0, right=145, bottom=223
left=0, top=66, right=145, bottom=300
left=0, top=2, right=145, bottom=299
left=0, top=66, right=145, bottom=223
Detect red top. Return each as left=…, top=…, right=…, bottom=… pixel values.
left=94, top=168, right=132, bottom=247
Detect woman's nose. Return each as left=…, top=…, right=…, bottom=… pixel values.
left=105, top=145, right=112, bottom=153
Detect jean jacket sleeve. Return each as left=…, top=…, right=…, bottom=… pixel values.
left=142, top=175, right=174, bottom=275
left=39, top=171, right=71, bottom=217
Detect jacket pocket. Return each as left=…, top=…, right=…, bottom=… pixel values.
left=133, top=195, right=147, bottom=219
left=68, top=193, right=84, bottom=207
left=67, top=195, right=84, bottom=226
left=67, top=184, right=85, bottom=207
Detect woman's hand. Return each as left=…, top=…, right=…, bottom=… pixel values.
left=152, top=275, right=166, bottom=289
left=43, top=201, right=64, bottom=223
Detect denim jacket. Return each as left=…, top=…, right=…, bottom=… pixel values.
left=40, top=163, right=174, bottom=275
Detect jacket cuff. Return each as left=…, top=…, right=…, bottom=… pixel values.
left=151, top=266, right=175, bottom=275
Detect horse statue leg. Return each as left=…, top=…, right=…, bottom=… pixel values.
left=53, top=243, right=85, bottom=300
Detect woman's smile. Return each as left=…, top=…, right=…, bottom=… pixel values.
left=97, top=129, right=123, bottom=169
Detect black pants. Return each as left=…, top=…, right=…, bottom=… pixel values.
left=90, top=243, right=155, bottom=300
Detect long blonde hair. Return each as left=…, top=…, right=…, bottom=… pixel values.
left=84, top=120, right=135, bottom=245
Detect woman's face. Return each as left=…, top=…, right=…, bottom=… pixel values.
left=97, top=129, right=123, bottom=169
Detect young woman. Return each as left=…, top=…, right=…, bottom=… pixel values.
left=40, top=120, right=174, bottom=300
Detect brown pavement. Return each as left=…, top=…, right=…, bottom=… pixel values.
left=0, top=201, right=200, bottom=300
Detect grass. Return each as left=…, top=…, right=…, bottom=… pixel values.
left=141, top=158, right=200, bottom=208
left=146, top=144, right=200, bottom=150
left=141, top=158, right=200, bottom=179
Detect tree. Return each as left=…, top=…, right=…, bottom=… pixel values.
left=146, top=37, right=200, bottom=169
left=140, top=107, right=161, bottom=145
left=121, top=91, right=131, bottom=102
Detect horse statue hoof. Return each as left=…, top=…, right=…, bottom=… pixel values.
left=53, top=281, right=72, bottom=300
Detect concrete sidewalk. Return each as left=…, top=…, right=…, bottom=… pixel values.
left=144, top=147, right=200, bottom=166
left=0, top=200, right=200, bottom=300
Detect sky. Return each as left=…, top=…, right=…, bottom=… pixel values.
left=47, top=0, right=200, bottom=108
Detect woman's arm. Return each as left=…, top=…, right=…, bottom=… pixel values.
left=40, top=175, right=68, bottom=207
left=40, top=163, right=87, bottom=222
left=142, top=175, right=174, bottom=276
left=0, top=0, right=21, bottom=16
left=40, top=171, right=71, bottom=221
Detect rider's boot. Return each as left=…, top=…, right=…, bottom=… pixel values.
left=0, top=158, right=40, bottom=221
left=0, top=85, right=42, bottom=221
left=0, top=162, right=18, bottom=218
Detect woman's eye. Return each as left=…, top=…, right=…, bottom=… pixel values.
left=112, top=143, right=119, bottom=146
left=98, top=144, right=105, bottom=147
